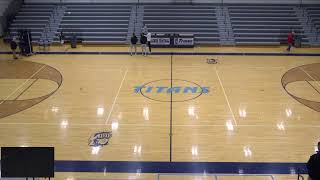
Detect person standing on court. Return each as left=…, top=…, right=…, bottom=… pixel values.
left=130, top=33, right=138, bottom=56
left=59, top=31, right=66, bottom=51
left=307, top=141, right=320, bottom=180
left=140, top=33, right=147, bottom=56
left=286, top=30, right=295, bottom=52
left=10, top=37, right=18, bottom=59
left=146, top=32, right=152, bottom=54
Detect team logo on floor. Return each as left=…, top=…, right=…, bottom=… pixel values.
left=134, top=79, right=210, bottom=102
left=88, top=131, right=112, bottom=147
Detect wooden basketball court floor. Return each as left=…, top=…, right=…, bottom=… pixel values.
left=0, top=45, right=320, bottom=180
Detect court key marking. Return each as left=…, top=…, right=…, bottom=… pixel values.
left=0, top=65, right=46, bottom=105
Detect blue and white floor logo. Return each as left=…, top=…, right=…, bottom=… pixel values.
left=134, top=79, right=210, bottom=102
left=88, top=131, right=112, bottom=147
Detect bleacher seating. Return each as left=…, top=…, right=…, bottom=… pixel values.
left=0, top=1, right=10, bottom=16
left=143, top=5, right=220, bottom=45
left=7, top=3, right=319, bottom=46
left=10, top=4, right=55, bottom=42
left=56, top=4, right=131, bottom=44
left=228, top=5, right=309, bottom=45
left=305, top=6, right=320, bottom=36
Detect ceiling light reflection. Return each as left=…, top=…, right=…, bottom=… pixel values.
left=286, top=108, right=292, bottom=117
left=134, top=145, right=142, bottom=155
left=191, top=145, right=198, bottom=156
left=60, top=120, right=68, bottom=129
left=91, top=146, right=100, bottom=155
left=243, top=146, right=252, bottom=157
left=277, top=122, right=285, bottom=131
left=143, top=107, right=149, bottom=120
left=226, top=121, right=234, bottom=131
left=239, top=108, right=247, bottom=118
left=97, top=107, right=104, bottom=116
left=51, top=106, right=59, bottom=113
left=188, top=106, right=195, bottom=117
left=111, top=122, right=119, bottom=130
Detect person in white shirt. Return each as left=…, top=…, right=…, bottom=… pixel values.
left=146, top=32, right=152, bottom=54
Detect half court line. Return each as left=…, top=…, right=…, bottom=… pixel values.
left=105, top=67, right=128, bottom=125
left=0, top=65, right=46, bottom=105
left=215, top=67, right=238, bottom=126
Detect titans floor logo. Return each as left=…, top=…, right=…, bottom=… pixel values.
left=88, top=131, right=112, bottom=147
left=134, top=79, right=210, bottom=102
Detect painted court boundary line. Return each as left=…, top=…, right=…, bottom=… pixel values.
left=50, top=161, right=307, bottom=174
left=2, top=51, right=320, bottom=56
left=215, top=68, right=237, bottom=126
left=0, top=65, right=46, bottom=105
left=105, top=67, right=128, bottom=125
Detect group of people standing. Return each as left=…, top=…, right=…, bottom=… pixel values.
left=130, top=25, right=152, bottom=56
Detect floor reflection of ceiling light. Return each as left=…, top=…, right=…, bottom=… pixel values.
left=188, top=106, right=195, bottom=117
left=51, top=106, right=59, bottom=113
left=143, top=107, right=149, bottom=120
left=277, top=122, right=285, bottom=131
left=134, top=145, right=142, bottom=154
left=103, top=167, right=107, bottom=176
left=243, top=146, right=252, bottom=157
left=97, top=107, right=104, bottom=116
left=136, top=168, right=141, bottom=176
left=289, top=167, right=296, bottom=174
left=238, top=168, right=244, bottom=174
left=112, top=122, right=119, bottom=130
left=239, top=108, right=247, bottom=118
left=191, top=145, right=198, bottom=156
left=117, top=112, right=122, bottom=119
left=286, top=108, right=292, bottom=117
left=91, top=146, right=100, bottom=155
left=226, top=121, right=234, bottom=131
left=60, top=120, right=68, bottom=129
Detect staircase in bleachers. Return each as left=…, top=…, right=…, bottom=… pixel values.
left=216, top=6, right=235, bottom=45
left=143, top=4, right=220, bottom=45
left=39, top=5, right=66, bottom=46
left=305, top=6, right=320, bottom=45
left=57, top=3, right=131, bottom=44
left=228, top=5, right=309, bottom=45
left=10, top=4, right=55, bottom=42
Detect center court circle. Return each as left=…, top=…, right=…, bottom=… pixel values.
left=138, top=79, right=209, bottom=102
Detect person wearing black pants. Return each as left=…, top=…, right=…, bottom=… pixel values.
left=10, top=37, right=18, bottom=59
left=307, top=142, right=320, bottom=180
left=140, top=33, right=147, bottom=56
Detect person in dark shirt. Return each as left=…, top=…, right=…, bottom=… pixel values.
left=10, top=37, right=18, bottom=59
left=307, top=142, right=320, bottom=180
left=130, top=33, right=138, bottom=56
left=59, top=31, right=67, bottom=51
left=140, top=33, right=147, bottom=56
